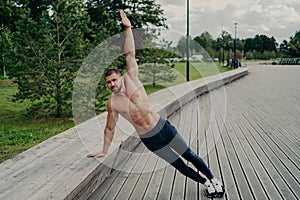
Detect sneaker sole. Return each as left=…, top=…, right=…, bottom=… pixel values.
left=205, top=192, right=217, bottom=198
left=216, top=186, right=225, bottom=198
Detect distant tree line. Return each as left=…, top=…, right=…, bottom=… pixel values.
left=175, top=30, right=300, bottom=63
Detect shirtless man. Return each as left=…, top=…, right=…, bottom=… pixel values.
left=87, top=10, right=225, bottom=198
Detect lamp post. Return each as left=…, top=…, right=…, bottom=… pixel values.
left=234, top=22, right=238, bottom=68
left=186, top=0, right=190, bottom=81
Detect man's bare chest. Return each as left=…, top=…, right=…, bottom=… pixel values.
left=111, top=91, right=148, bottom=115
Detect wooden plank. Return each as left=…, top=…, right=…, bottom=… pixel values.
left=171, top=101, right=195, bottom=200
left=238, top=112, right=295, bottom=200
left=240, top=87, right=300, bottom=157
left=110, top=145, right=150, bottom=200
left=185, top=100, right=200, bottom=200
left=240, top=83, right=300, bottom=199
left=202, top=89, right=240, bottom=200
left=196, top=95, right=206, bottom=200
left=219, top=116, right=254, bottom=199
left=244, top=94, right=300, bottom=164
left=225, top=68, right=299, bottom=200
left=231, top=105, right=285, bottom=199
left=142, top=159, right=167, bottom=200
left=235, top=67, right=300, bottom=150
left=197, top=94, right=215, bottom=200
left=204, top=91, right=223, bottom=187
left=225, top=107, right=269, bottom=199
left=129, top=154, right=160, bottom=200
left=237, top=102, right=300, bottom=199
left=88, top=144, right=146, bottom=200
left=156, top=165, right=176, bottom=199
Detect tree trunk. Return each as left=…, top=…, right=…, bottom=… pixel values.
left=56, top=50, right=62, bottom=118
left=152, top=62, right=156, bottom=86
left=56, top=68, right=62, bottom=118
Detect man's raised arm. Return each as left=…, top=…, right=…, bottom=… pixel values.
left=120, top=10, right=138, bottom=78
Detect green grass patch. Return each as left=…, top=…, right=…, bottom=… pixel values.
left=144, top=84, right=166, bottom=94
left=173, top=62, right=232, bottom=81
left=0, top=79, right=74, bottom=163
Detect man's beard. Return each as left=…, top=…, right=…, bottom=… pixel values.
left=111, top=85, right=122, bottom=93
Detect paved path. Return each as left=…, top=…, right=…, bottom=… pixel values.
left=90, top=65, right=300, bottom=200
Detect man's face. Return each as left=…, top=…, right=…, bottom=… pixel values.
left=105, top=73, right=123, bottom=93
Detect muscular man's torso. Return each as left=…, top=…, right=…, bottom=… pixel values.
left=110, top=74, right=160, bottom=135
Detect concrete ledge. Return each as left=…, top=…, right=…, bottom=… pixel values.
left=0, top=67, right=248, bottom=200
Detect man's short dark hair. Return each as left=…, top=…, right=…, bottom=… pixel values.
left=104, top=68, right=121, bottom=77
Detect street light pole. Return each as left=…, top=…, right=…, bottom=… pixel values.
left=234, top=22, right=238, bottom=68
left=186, top=0, right=190, bottom=81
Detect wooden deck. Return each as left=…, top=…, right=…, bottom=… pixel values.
left=89, top=65, right=300, bottom=200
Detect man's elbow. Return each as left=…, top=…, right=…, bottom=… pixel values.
left=126, top=53, right=136, bottom=61
left=105, top=127, right=115, bottom=135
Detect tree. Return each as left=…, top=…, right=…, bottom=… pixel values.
left=218, top=31, right=232, bottom=65
left=176, top=36, right=187, bottom=58
left=86, top=0, right=167, bottom=43
left=288, top=30, right=300, bottom=57
left=193, top=32, right=215, bottom=58
left=85, top=0, right=121, bottom=43
left=138, top=39, right=177, bottom=86
left=0, top=1, right=20, bottom=31
left=5, top=0, right=168, bottom=118
left=279, top=39, right=289, bottom=57
left=140, top=61, right=176, bottom=86
left=194, top=32, right=213, bottom=50
left=0, top=25, right=14, bottom=77
left=11, top=0, right=91, bottom=118
left=139, top=49, right=177, bottom=86
left=245, top=34, right=277, bottom=54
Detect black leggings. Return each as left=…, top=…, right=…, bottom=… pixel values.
left=140, top=117, right=213, bottom=184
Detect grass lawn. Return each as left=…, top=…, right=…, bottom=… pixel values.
left=174, top=62, right=232, bottom=80
left=0, top=79, right=74, bottom=163
left=0, top=61, right=232, bottom=163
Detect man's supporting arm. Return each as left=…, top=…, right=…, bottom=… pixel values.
left=87, top=99, right=118, bottom=158
left=102, top=101, right=118, bottom=154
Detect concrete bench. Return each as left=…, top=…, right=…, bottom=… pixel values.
left=0, top=67, right=248, bottom=200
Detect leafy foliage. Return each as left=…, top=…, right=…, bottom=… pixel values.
left=0, top=25, right=14, bottom=78
left=288, top=31, right=300, bottom=57
left=11, top=0, right=91, bottom=118
left=139, top=48, right=177, bottom=86
left=2, top=0, right=167, bottom=118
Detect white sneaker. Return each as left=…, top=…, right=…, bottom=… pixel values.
left=211, top=178, right=225, bottom=198
left=204, top=180, right=217, bottom=198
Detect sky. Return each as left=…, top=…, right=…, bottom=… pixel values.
left=156, top=0, right=300, bottom=45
